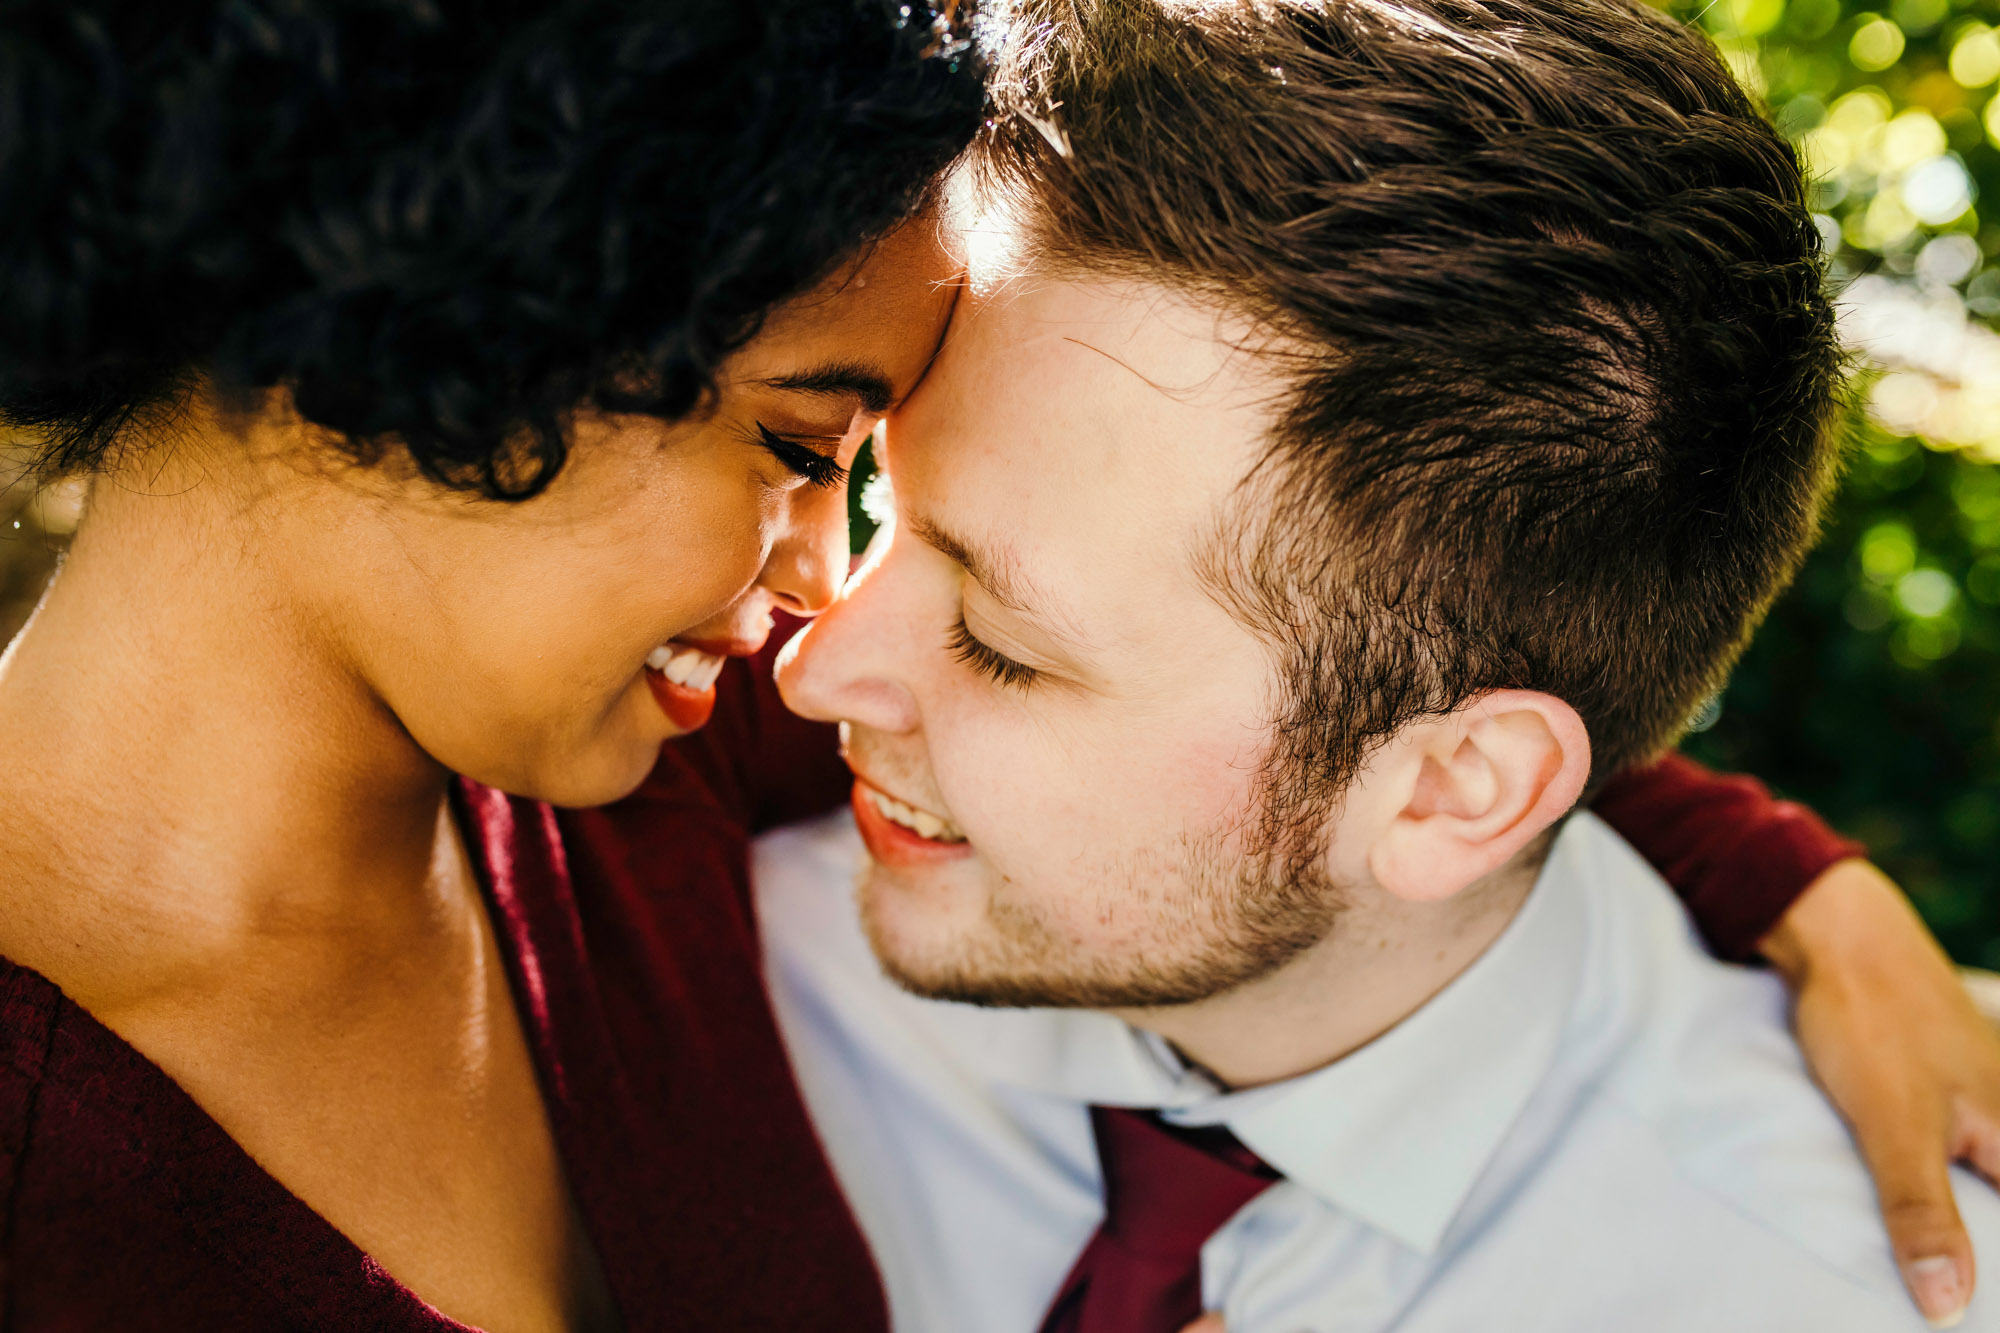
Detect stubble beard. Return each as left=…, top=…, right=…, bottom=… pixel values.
left=856, top=826, right=1344, bottom=1011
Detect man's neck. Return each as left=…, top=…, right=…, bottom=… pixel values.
left=1112, top=865, right=1542, bottom=1091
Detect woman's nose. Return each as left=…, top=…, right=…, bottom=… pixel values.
left=759, top=481, right=850, bottom=617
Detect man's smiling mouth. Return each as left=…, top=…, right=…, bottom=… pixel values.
left=859, top=782, right=967, bottom=844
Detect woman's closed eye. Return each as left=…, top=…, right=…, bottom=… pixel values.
left=756, top=423, right=850, bottom=490
left=947, top=615, right=1039, bottom=690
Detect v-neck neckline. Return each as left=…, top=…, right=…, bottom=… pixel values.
left=0, top=780, right=625, bottom=1332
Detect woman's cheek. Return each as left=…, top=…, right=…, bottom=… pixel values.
left=643, top=469, right=782, bottom=616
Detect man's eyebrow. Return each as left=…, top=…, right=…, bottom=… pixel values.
left=753, top=360, right=896, bottom=415
left=905, top=512, right=1093, bottom=653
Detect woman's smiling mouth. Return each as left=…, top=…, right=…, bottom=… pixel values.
left=644, top=642, right=729, bottom=732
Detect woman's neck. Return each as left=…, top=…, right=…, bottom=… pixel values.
left=0, top=457, right=469, bottom=1010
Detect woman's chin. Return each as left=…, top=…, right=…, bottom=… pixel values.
left=552, top=743, right=671, bottom=809
left=448, top=730, right=665, bottom=810
left=430, top=680, right=692, bottom=809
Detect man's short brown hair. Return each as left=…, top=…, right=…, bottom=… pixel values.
left=973, top=0, right=1842, bottom=847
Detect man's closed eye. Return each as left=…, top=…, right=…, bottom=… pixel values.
left=947, top=616, right=1040, bottom=690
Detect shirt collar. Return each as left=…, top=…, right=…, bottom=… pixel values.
left=1212, top=824, right=1593, bottom=1253
left=966, top=814, right=1598, bottom=1256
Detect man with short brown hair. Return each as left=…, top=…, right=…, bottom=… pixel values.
left=760, top=0, right=2000, bottom=1329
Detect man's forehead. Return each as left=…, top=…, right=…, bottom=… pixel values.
left=972, top=269, right=1282, bottom=393
left=890, top=270, right=1290, bottom=647
left=915, top=271, right=1285, bottom=536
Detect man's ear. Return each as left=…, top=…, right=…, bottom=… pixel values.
left=1366, top=690, right=1590, bottom=904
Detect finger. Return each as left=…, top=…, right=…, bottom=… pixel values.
left=1175, top=1315, right=1226, bottom=1333
left=1954, top=1092, right=2000, bottom=1190
left=1859, top=1122, right=1974, bottom=1328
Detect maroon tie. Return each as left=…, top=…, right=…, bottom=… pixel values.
left=1038, top=1106, right=1282, bottom=1333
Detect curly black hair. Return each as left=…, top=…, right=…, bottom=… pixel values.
left=0, top=0, right=981, bottom=497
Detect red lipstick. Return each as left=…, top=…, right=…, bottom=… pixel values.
left=644, top=636, right=762, bottom=735
left=645, top=671, right=717, bottom=732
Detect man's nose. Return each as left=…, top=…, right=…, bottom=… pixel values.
left=775, top=555, right=922, bottom=735
left=758, top=480, right=850, bottom=618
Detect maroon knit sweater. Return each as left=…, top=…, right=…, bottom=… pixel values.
left=0, top=646, right=1859, bottom=1331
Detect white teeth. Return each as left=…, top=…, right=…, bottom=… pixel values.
left=866, top=787, right=967, bottom=844
left=646, top=643, right=726, bottom=691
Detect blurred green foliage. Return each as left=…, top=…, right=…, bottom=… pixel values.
left=1654, top=0, right=2000, bottom=961
left=1693, top=430, right=2000, bottom=963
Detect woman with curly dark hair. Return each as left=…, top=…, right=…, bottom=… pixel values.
left=0, top=2, right=975, bottom=1329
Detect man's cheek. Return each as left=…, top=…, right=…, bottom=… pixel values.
left=932, top=709, right=1044, bottom=813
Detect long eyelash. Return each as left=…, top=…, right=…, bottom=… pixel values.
left=756, top=423, right=849, bottom=490
left=947, top=616, right=1039, bottom=690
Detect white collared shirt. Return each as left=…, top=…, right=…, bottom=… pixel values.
left=754, top=810, right=2000, bottom=1332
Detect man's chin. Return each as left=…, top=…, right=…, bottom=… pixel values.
left=865, top=936, right=1136, bottom=1011
left=854, top=872, right=1287, bottom=1011
left=853, top=871, right=1046, bottom=1007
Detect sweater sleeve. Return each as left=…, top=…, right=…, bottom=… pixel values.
left=1589, top=752, right=1867, bottom=962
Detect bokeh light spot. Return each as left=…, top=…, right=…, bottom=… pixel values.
left=1724, top=0, right=1786, bottom=37
left=1969, top=267, right=2000, bottom=315
left=1853, top=17, right=1909, bottom=71
left=1896, top=615, right=1962, bottom=661
left=1896, top=566, right=1960, bottom=617
left=1969, top=553, right=2000, bottom=603
left=1893, top=0, right=1949, bottom=35
left=1954, top=25, right=2000, bottom=87
left=1881, top=109, right=1949, bottom=170
left=1871, top=370, right=1940, bottom=431
left=1861, top=519, right=1921, bottom=582
left=1917, top=232, right=1982, bottom=286
left=1903, top=154, right=1976, bottom=224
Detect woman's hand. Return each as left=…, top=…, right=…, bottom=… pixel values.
left=1762, top=859, right=2000, bottom=1329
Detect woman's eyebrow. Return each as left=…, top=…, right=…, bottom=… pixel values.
left=755, top=361, right=896, bottom=415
